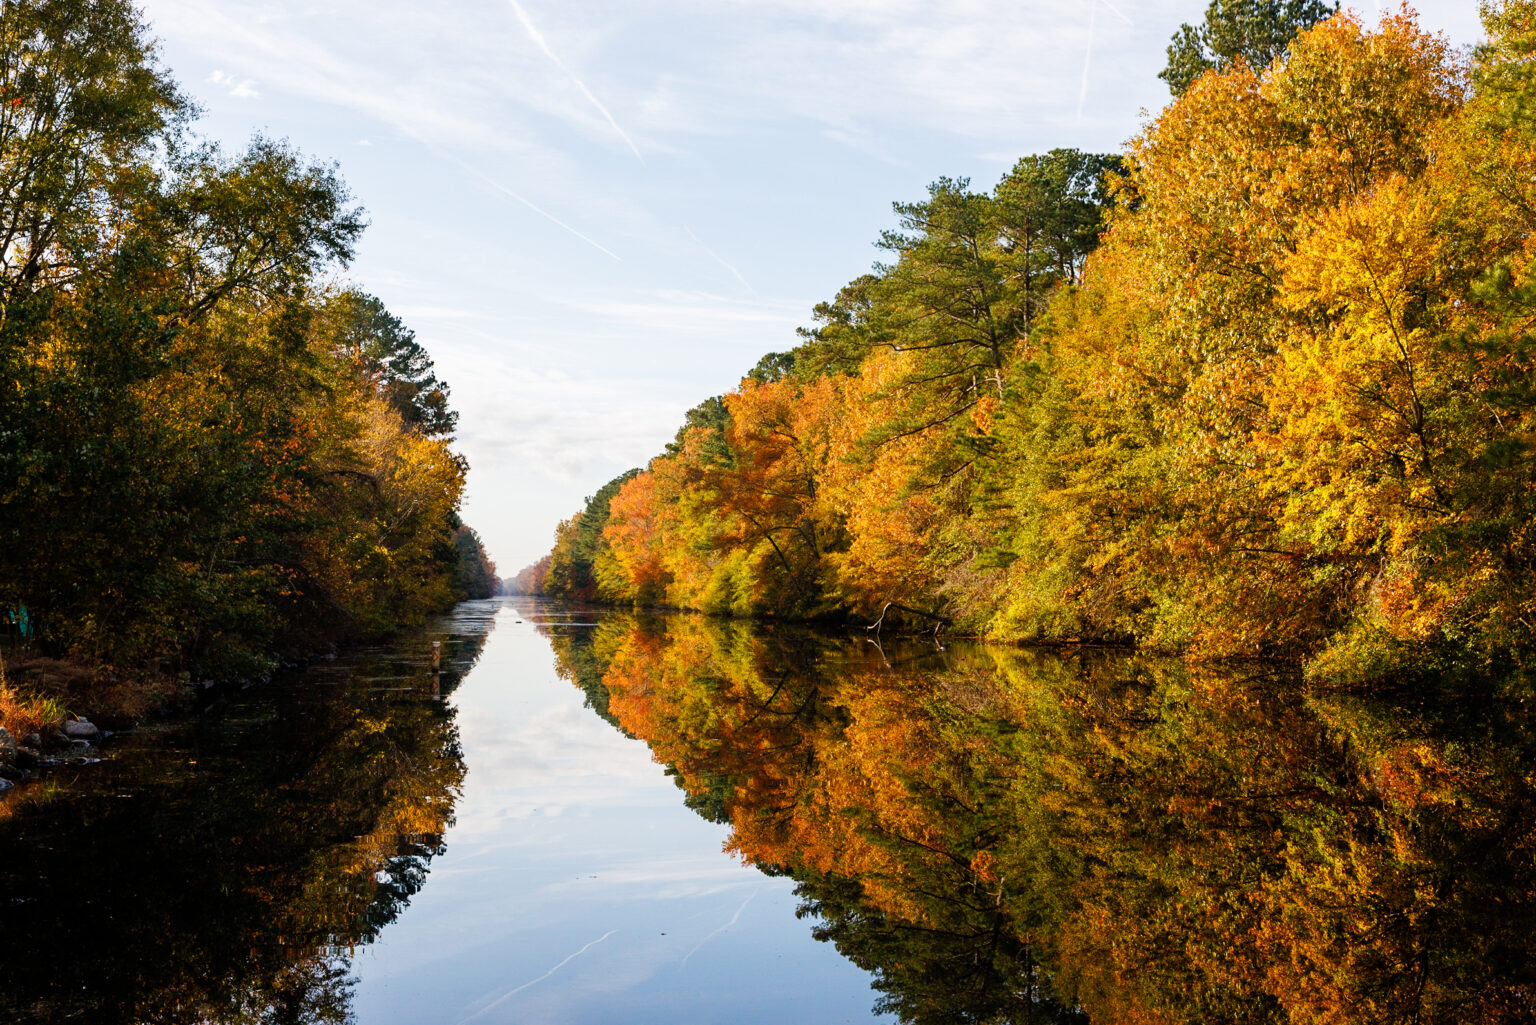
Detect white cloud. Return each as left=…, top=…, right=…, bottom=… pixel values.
left=205, top=68, right=260, bottom=98
left=155, top=0, right=541, bottom=154
left=453, top=377, right=683, bottom=480
left=551, top=289, right=804, bottom=337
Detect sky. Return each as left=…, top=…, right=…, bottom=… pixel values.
left=137, top=0, right=1487, bottom=574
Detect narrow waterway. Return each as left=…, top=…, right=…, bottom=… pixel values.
left=3, top=597, right=1535, bottom=1024
left=0, top=598, right=885, bottom=1025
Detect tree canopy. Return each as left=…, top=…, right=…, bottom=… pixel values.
left=1160, top=0, right=1339, bottom=95
left=0, top=0, right=493, bottom=700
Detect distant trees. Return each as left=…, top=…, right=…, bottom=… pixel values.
left=543, top=471, right=638, bottom=601
left=503, top=555, right=552, bottom=596
left=529, top=148, right=1117, bottom=627
left=449, top=524, right=499, bottom=601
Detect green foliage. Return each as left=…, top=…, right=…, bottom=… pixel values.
left=791, top=273, right=881, bottom=380
left=449, top=524, right=500, bottom=600
left=995, top=149, right=1121, bottom=293
left=1477, top=0, right=1536, bottom=133
left=0, top=0, right=189, bottom=311
left=662, top=395, right=732, bottom=463
left=544, top=471, right=639, bottom=600
left=0, top=0, right=485, bottom=679
left=323, top=289, right=458, bottom=437
left=746, top=350, right=796, bottom=384
left=1160, top=0, right=1338, bottom=95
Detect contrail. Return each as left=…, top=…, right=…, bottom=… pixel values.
left=400, top=133, right=621, bottom=260
left=1075, top=0, right=1133, bottom=123
left=455, top=929, right=620, bottom=1025
left=684, top=225, right=758, bottom=296
left=1100, top=0, right=1134, bottom=27
left=1076, top=0, right=1098, bottom=123
left=507, top=0, right=646, bottom=164
left=447, top=153, right=622, bottom=261
left=680, top=889, right=759, bottom=968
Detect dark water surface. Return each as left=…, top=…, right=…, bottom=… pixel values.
left=3, top=598, right=1535, bottom=1024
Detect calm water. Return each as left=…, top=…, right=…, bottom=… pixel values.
left=2, top=598, right=1535, bottom=1023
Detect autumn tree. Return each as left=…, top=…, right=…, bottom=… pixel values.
left=504, top=554, right=552, bottom=595
left=987, top=11, right=1468, bottom=654
left=0, top=0, right=482, bottom=680
left=532, top=4, right=1536, bottom=686
left=546, top=471, right=638, bottom=600
left=822, top=154, right=1117, bottom=626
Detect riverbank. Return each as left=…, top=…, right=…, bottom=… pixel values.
left=508, top=591, right=1151, bottom=654
left=525, top=10, right=1536, bottom=685
left=0, top=605, right=489, bottom=1023
left=0, top=640, right=349, bottom=795
left=0, top=0, right=498, bottom=717
left=0, top=653, right=157, bottom=785
left=0, top=568, right=501, bottom=793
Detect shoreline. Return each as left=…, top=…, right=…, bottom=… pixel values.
left=0, top=638, right=351, bottom=798
left=503, top=593, right=1312, bottom=665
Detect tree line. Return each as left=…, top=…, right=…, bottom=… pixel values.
left=0, top=0, right=497, bottom=695
left=527, top=2, right=1536, bottom=693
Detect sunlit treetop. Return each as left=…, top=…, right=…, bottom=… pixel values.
left=1160, top=0, right=1340, bottom=95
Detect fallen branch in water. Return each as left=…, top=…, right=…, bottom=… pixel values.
left=867, top=601, right=950, bottom=638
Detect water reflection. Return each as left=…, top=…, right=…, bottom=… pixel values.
left=538, top=608, right=1536, bottom=1025
left=0, top=600, right=496, bottom=1025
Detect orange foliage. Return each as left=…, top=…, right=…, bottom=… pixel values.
left=551, top=609, right=1536, bottom=1024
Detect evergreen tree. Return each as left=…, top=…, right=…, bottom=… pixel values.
left=1160, top=0, right=1337, bottom=95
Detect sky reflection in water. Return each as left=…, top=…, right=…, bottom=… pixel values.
left=348, top=600, right=885, bottom=1025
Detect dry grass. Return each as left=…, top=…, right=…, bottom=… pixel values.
left=0, top=650, right=180, bottom=736
left=0, top=655, right=65, bottom=739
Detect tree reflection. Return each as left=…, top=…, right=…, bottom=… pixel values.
left=0, top=603, right=494, bottom=1024
left=547, top=611, right=1536, bottom=1025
